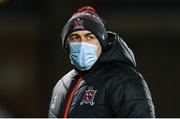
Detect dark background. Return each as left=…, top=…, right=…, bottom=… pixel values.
left=0, top=0, right=180, bottom=117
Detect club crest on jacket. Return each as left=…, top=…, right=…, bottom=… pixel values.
left=80, top=87, right=97, bottom=106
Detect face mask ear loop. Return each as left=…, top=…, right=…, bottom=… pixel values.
left=96, top=43, right=102, bottom=57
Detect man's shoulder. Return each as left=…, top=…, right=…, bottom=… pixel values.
left=108, top=62, right=138, bottom=77
left=53, top=69, right=78, bottom=91
left=107, top=63, right=146, bottom=90
left=61, top=69, right=78, bottom=81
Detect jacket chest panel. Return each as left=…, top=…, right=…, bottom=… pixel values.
left=69, top=81, right=112, bottom=117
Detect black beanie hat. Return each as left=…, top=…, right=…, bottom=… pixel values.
left=61, top=6, right=108, bottom=49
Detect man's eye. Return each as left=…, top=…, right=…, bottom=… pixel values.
left=88, top=35, right=95, bottom=39
left=70, top=36, right=79, bottom=41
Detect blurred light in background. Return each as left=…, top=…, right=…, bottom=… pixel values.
left=0, top=0, right=8, bottom=5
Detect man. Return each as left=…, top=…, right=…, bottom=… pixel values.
left=49, top=6, right=155, bottom=118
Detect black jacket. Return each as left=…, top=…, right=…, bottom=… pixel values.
left=49, top=31, right=155, bottom=118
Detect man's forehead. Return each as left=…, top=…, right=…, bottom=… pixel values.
left=70, top=30, right=94, bottom=36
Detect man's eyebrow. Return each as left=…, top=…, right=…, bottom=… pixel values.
left=69, top=34, right=79, bottom=38
left=85, top=33, right=95, bottom=36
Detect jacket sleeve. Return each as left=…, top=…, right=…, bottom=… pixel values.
left=109, top=74, right=155, bottom=118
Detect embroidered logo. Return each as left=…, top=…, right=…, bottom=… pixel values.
left=50, top=95, right=58, bottom=109
left=74, top=18, right=84, bottom=30
left=80, top=87, right=97, bottom=106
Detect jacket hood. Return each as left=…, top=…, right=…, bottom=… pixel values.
left=74, top=31, right=136, bottom=74
left=97, top=31, right=136, bottom=68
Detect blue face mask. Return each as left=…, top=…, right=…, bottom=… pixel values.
left=69, top=42, right=98, bottom=71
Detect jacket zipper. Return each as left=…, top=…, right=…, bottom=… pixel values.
left=63, top=75, right=83, bottom=118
